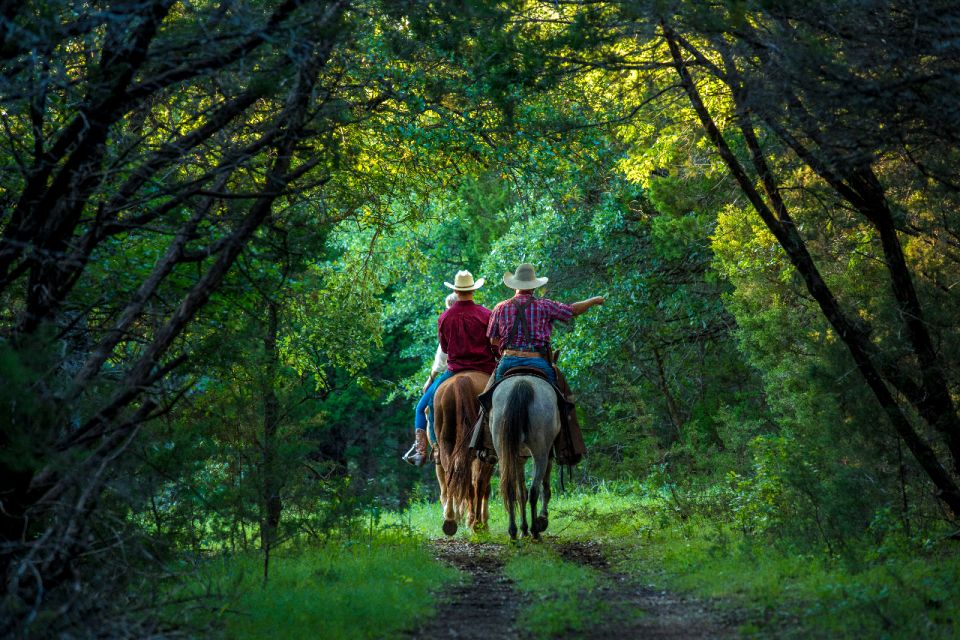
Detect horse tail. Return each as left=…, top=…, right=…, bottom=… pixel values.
left=448, top=374, right=479, bottom=510
left=498, top=379, right=532, bottom=517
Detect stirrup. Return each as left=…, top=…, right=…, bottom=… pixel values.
left=402, top=442, right=427, bottom=467
left=477, top=448, right=498, bottom=465
left=402, top=443, right=420, bottom=466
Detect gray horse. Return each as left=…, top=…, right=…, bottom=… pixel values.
left=490, top=375, right=560, bottom=540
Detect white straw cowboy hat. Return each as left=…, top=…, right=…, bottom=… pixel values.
left=503, top=263, right=548, bottom=290
left=444, top=270, right=485, bottom=291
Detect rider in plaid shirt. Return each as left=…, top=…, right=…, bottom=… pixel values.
left=471, top=263, right=604, bottom=464
left=487, top=294, right=573, bottom=367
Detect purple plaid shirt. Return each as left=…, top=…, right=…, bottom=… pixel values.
left=486, top=293, right=574, bottom=353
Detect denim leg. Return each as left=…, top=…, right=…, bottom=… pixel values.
left=414, top=389, right=432, bottom=432
left=495, top=356, right=556, bottom=384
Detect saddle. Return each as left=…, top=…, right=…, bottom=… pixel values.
left=478, top=366, right=585, bottom=465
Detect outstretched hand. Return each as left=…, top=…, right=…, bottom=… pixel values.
left=571, top=295, right=606, bottom=316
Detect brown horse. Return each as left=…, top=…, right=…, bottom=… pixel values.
left=432, top=370, right=492, bottom=535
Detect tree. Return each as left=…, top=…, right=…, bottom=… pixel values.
left=499, top=0, right=960, bottom=513
left=0, top=0, right=498, bottom=631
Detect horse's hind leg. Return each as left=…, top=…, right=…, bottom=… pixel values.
left=528, top=479, right=539, bottom=540
left=529, top=453, right=550, bottom=539
left=537, top=457, right=552, bottom=533
left=436, top=461, right=458, bottom=536
left=435, top=462, right=446, bottom=508
left=467, top=473, right=477, bottom=531
left=481, top=467, right=491, bottom=529
left=471, top=460, right=491, bottom=531
left=435, top=404, right=458, bottom=537
left=519, top=481, right=529, bottom=538
left=442, top=494, right=458, bottom=536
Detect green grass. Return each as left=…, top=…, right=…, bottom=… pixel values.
left=164, top=472, right=959, bottom=639
left=503, top=545, right=617, bottom=639
left=193, top=534, right=459, bottom=639
left=386, top=483, right=652, bottom=638
left=394, top=482, right=960, bottom=639
left=385, top=480, right=651, bottom=543
left=563, top=492, right=960, bottom=639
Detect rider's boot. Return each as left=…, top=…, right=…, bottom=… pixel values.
left=402, top=428, right=429, bottom=467
left=469, top=410, right=497, bottom=465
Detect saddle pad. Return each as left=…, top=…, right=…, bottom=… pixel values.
left=478, top=368, right=569, bottom=413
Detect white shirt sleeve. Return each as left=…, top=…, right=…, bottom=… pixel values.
left=430, top=344, right=447, bottom=376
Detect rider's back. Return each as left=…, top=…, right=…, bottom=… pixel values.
left=438, top=300, right=497, bottom=374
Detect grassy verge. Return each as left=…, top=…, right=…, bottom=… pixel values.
left=385, top=481, right=647, bottom=542
left=396, top=482, right=960, bottom=638
left=191, top=533, right=458, bottom=639
left=612, top=515, right=960, bottom=638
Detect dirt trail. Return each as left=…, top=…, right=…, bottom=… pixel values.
left=406, top=539, right=524, bottom=639
left=408, top=538, right=744, bottom=640
left=555, top=540, right=743, bottom=639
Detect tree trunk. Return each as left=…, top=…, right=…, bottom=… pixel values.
left=652, top=347, right=684, bottom=445
left=260, top=300, right=282, bottom=582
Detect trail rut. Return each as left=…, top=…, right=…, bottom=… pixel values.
left=406, top=540, right=523, bottom=639
left=409, top=538, right=746, bottom=639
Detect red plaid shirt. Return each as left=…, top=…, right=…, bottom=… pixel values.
left=486, top=292, right=574, bottom=354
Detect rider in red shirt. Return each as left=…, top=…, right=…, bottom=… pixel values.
left=403, top=270, right=496, bottom=466
left=439, top=294, right=497, bottom=376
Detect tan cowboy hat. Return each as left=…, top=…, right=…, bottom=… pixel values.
left=503, top=263, right=548, bottom=290
left=444, top=270, right=485, bottom=291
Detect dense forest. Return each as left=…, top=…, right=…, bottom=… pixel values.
left=2, top=1, right=960, bottom=637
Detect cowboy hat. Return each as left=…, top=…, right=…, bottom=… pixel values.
left=503, top=263, right=548, bottom=290
left=444, top=270, right=485, bottom=291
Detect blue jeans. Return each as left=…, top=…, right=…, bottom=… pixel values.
left=495, top=356, right=556, bottom=384
left=416, top=370, right=453, bottom=444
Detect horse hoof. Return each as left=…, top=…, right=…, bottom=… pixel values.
left=442, top=520, right=458, bottom=536
left=536, top=516, right=548, bottom=532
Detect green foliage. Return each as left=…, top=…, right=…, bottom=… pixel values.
left=4, top=0, right=960, bottom=634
